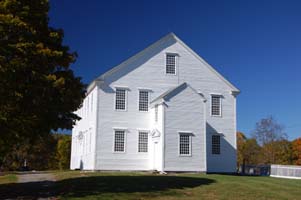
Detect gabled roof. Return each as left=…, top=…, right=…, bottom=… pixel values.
left=170, top=33, right=240, bottom=94
left=87, top=33, right=240, bottom=94
left=150, top=82, right=206, bottom=105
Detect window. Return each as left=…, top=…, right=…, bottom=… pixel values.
left=211, top=95, right=221, bottom=116
left=139, top=90, right=149, bottom=111
left=114, top=130, right=125, bottom=152
left=179, top=133, right=191, bottom=156
left=138, top=131, right=148, bottom=152
left=115, top=89, right=126, bottom=110
left=166, top=54, right=176, bottom=74
left=155, top=105, right=158, bottom=122
left=212, top=135, right=220, bottom=154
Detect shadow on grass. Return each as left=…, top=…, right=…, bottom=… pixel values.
left=0, top=175, right=215, bottom=199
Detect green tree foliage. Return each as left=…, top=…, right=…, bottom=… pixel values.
left=1, top=133, right=71, bottom=171
left=237, top=129, right=296, bottom=168
left=237, top=131, right=247, bottom=166
left=28, top=134, right=58, bottom=170
left=242, top=139, right=261, bottom=164
left=0, top=0, right=85, bottom=165
left=56, top=134, right=71, bottom=170
left=237, top=132, right=261, bottom=168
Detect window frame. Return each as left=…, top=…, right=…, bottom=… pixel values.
left=165, top=53, right=178, bottom=75
left=114, top=87, right=128, bottom=111
left=138, top=131, right=149, bottom=153
left=138, top=89, right=149, bottom=112
left=210, top=94, right=222, bottom=117
left=113, top=129, right=126, bottom=153
left=212, top=135, right=221, bottom=155
left=178, top=132, right=192, bottom=157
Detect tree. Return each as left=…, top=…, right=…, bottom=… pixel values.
left=56, top=135, right=71, bottom=170
left=292, top=138, right=301, bottom=165
left=271, top=139, right=293, bottom=165
left=1, top=133, right=60, bottom=171
left=26, top=134, right=58, bottom=170
left=252, top=116, right=287, bottom=163
left=237, top=132, right=261, bottom=172
left=0, top=0, right=85, bottom=165
left=243, top=139, right=261, bottom=164
left=237, top=131, right=247, bottom=167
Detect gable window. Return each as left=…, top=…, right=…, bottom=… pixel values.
left=114, top=130, right=125, bottom=152
left=166, top=54, right=176, bottom=74
left=115, top=88, right=126, bottom=110
left=138, top=131, right=148, bottom=152
left=139, top=90, right=149, bottom=111
left=179, top=133, right=191, bottom=156
left=212, top=135, right=221, bottom=154
left=211, top=95, right=221, bottom=116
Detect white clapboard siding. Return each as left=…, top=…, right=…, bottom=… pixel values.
left=71, top=33, right=238, bottom=172
left=163, top=83, right=206, bottom=172
left=70, top=86, right=98, bottom=170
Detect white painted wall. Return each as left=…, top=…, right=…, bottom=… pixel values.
left=149, top=104, right=164, bottom=171
left=163, top=85, right=206, bottom=171
left=94, top=38, right=179, bottom=170
left=70, top=87, right=98, bottom=170
left=169, top=41, right=237, bottom=172
left=71, top=34, right=238, bottom=172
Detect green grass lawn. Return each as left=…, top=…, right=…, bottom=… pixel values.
left=0, top=173, right=17, bottom=184
left=0, top=171, right=300, bottom=200
left=53, top=171, right=301, bottom=200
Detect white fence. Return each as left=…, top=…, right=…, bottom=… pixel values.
left=270, top=164, right=301, bottom=179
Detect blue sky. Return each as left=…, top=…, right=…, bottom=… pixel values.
left=49, top=0, right=301, bottom=140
